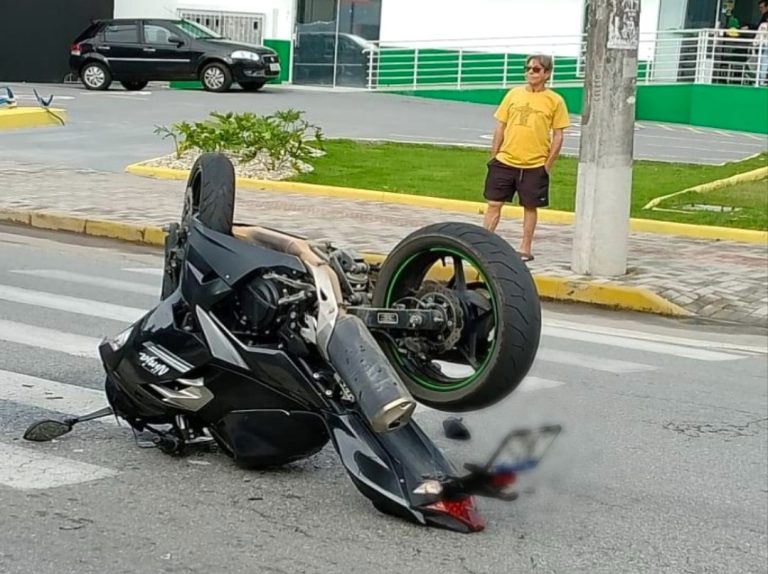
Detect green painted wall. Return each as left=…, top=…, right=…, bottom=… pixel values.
left=689, top=84, right=768, bottom=134
left=391, top=84, right=768, bottom=135
left=263, top=39, right=291, bottom=84
left=634, top=84, right=691, bottom=124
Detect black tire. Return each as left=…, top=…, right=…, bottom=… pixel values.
left=121, top=80, right=148, bottom=91
left=181, top=152, right=236, bottom=236
left=200, top=62, right=233, bottom=92
left=160, top=223, right=180, bottom=299
left=371, top=222, right=541, bottom=412
left=80, top=61, right=112, bottom=90
left=239, top=81, right=265, bottom=92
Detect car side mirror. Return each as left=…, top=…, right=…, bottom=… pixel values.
left=168, top=35, right=185, bottom=47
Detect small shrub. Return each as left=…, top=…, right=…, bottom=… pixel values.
left=153, top=109, right=325, bottom=172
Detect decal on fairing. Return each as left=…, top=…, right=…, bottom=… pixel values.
left=138, top=351, right=171, bottom=377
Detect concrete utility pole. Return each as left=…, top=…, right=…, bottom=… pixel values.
left=571, top=0, right=640, bottom=277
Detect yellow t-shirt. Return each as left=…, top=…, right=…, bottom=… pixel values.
left=493, top=87, right=570, bottom=169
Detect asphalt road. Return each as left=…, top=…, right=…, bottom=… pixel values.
left=1, top=82, right=765, bottom=171
left=0, top=224, right=766, bottom=574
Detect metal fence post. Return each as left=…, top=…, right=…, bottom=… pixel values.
left=457, top=49, right=463, bottom=89
left=413, top=49, right=419, bottom=89
left=502, top=51, right=508, bottom=87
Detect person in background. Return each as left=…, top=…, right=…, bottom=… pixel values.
left=481, top=54, right=570, bottom=262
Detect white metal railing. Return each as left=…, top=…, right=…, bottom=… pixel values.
left=362, top=28, right=768, bottom=90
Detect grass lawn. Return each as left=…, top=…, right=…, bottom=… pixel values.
left=655, top=178, right=768, bottom=230
left=291, top=140, right=768, bottom=230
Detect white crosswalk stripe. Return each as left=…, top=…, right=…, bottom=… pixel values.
left=123, top=267, right=163, bottom=277
left=0, top=265, right=763, bottom=493
left=0, top=443, right=117, bottom=490
left=0, top=319, right=100, bottom=358
left=10, top=269, right=159, bottom=296
left=0, top=370, right=112, bottom=420
left=0, top=284, right=146, bottom=322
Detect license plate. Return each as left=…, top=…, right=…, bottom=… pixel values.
left=269, top=63, right=281, bottom=72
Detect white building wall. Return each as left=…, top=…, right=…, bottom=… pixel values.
left=114, top=0, right=178, bottom=19
left=380, top=0, right=663, bottom=58
left=177, top=0, right=295, bottom=39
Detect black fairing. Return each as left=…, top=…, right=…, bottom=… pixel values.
left=210, top=409, right=329, bottom=468
left=324, top=412, right=459, bottom=524
left=184, top=220, right=306, bottom=289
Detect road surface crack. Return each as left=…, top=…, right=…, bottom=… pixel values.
left=663, top=417, right=768, bottom=439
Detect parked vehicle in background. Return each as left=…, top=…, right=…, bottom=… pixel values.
left=69, top=18, right=281, bottom=92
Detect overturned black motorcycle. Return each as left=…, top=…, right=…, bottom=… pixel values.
left=24, top=153, right=560, bottom=533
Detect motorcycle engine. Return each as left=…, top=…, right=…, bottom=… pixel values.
left=236, top=271, right=315, bottom=341
left=241, top=276, right=281, bottom=329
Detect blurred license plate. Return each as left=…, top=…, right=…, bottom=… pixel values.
left=269, top=63, right=281, bottom=72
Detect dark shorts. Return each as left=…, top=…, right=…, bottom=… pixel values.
left=483, top=158, right=550, bottom=208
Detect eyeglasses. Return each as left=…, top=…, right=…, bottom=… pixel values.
left=525, top=66, right=545, bottom=73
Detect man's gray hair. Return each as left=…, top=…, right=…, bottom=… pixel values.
left=526, top=54, right=554, bottom=71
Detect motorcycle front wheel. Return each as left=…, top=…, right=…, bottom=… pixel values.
left=371, top=222, right=541, bottom=412
left=161, top=153, right=236, bottom=298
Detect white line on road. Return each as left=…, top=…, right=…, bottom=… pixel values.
left=0, top=284, right=145, bottom=322
left=11, top=269, right=159, bottom=296
left=517, top=376, right=566, bottom=392
left=542, top=324, right=749, bottom=361
left=537, top=348, right=656, bottom=374
left=0, top=370, right=110, bottom=418
left=122, top=267, right=163, bottom=277
left=543, top=318, right=767, bottom=355
left=0, top=320, right=100, bottom=358
left=0, top=443, right=117, bottom=490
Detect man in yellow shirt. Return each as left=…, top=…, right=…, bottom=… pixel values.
left=482, top=54, right=570, bottom=262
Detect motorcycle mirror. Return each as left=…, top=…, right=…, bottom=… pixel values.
left=23, top=420, right=73, bottom=442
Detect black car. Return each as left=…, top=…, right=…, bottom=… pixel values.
left=69, top=18, right=281, bottom=92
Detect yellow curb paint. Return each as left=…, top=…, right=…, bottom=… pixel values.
left=629, top=219, right=768, bottom=243
left=0, top=208, right=31, bottom=225
left=643, top=166, right=768, bottom=209
left=0, top=107, right=68, bottom=131
left=532, top=276, right=692, bottom=317
left=143, top=226, right=168, bottom=246
left=84, top=220, right=146, bottom=243
left=0, top=208, right=691, bottom=318
left=126, top=161, right=767, bottom=244
left=30, top=212, right=86, bottom=234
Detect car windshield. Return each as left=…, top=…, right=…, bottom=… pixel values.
left=173, top=20, right=225, bottom=40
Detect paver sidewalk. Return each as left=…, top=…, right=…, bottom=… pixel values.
left=1, top=159, right=766, bottom=326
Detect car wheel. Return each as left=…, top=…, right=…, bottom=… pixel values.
left=120, top=80, right=148, bottom=91
left=239, top=81, right=265, bottom=92
left=200, top=62, right=233, bottom=92
left=81, top=61, right=112, bottom=91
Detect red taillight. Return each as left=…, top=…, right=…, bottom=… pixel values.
left=426, top=497, right=486, bottom=532
left=70, top=43, right=82, bottom=56
left=490, top=470, right=516, bottom=488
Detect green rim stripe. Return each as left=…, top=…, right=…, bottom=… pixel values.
left=384, top=247, right=499, bottom=392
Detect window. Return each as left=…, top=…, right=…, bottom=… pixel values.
left=103, top=24, right=139, bottom=44
left=174, top=20, right=224, bottom=40
left=144, top=25, right=173, bottom=45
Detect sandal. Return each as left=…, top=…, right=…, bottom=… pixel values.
left=518, top=252, right=535, bottom=262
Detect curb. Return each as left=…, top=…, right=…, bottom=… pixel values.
left=125, top=160, right=768, bottom=244
left=0, top=207, right=692, bottom=319
left=0, top=107, right=68, bottom=131
left=643, top=166, right=768, bottom=209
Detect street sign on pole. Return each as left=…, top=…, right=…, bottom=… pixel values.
left=571, top=0, right=641, bottom=277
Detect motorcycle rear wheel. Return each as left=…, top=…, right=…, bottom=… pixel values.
left=372, top=222, right=541, bottom=412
